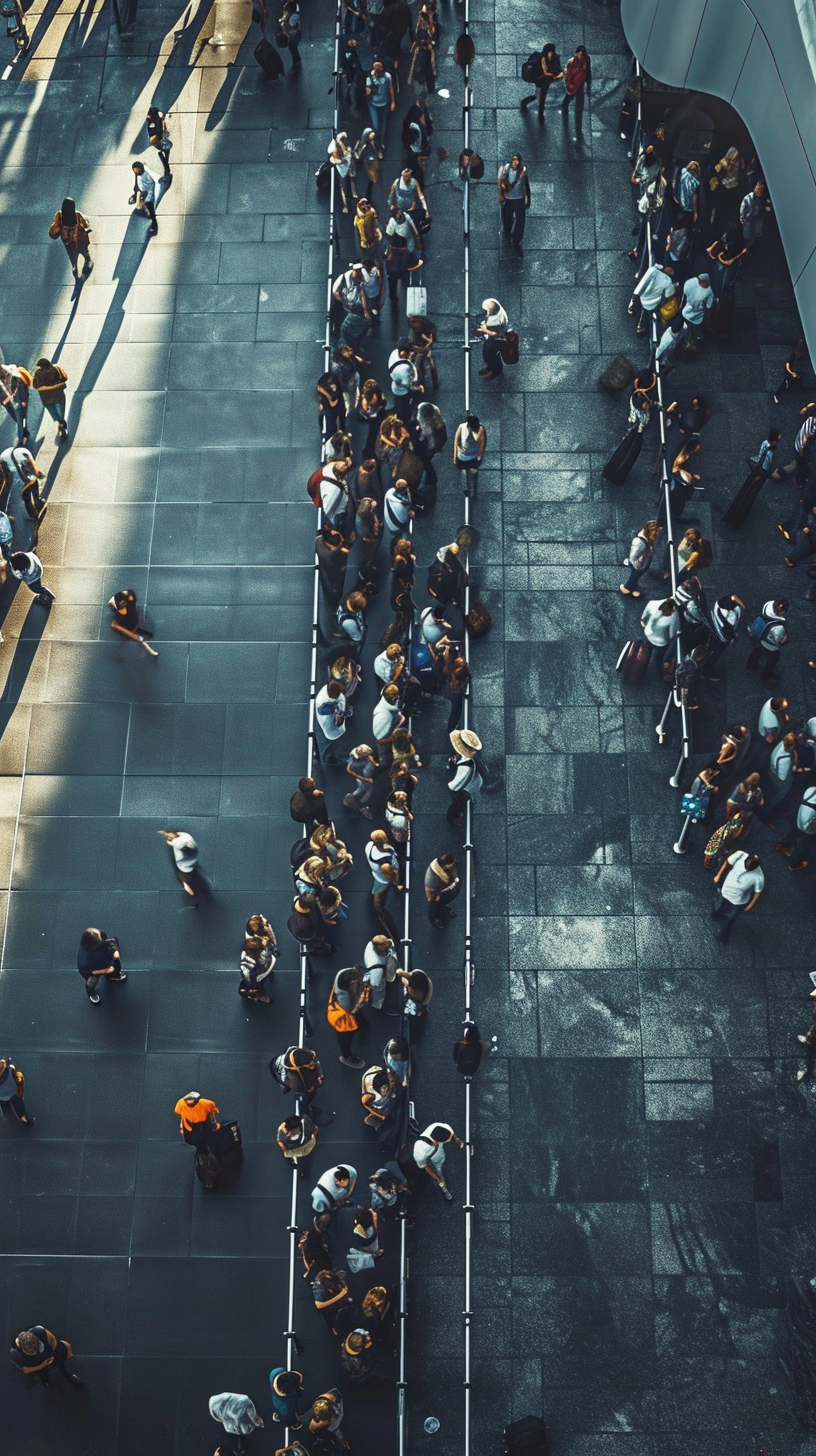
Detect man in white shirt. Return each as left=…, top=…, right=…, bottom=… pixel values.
left=372, top=682, right=404, bottom=765
left=758, top=695, right=791, bottom=743
left=629, top=262, right=675, bottom=334
left=314, top=681, right=347, bottom=765
left=640, top=596, right=680, bottom=675
left=477, top=298, right=509, bottom=380
left=311, top=1164, right=357, bottom=1225
left=412, top=1122, right=464, bottom=1202
left=362, top=934, right=399, bottom=1010
left=711, top=851, right=764, bottom=942
left=681, top=272, right=714, bottom=337
left=129, top=162, right=160, bottom=235
left=0, top=444, right=45, bottom=521
left=158, top=829, right=200, bottom=902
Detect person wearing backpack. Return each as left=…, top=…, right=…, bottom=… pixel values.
left=145, top=106, right=173, bottom=179
left=560, top=45, right=591, bottom=134
left=497, top=152, right=530, bottom=256
left=746, top=598, right=789, bottom=682
left=0, top=364, right=32, bottom=447
left=47, top=197, right=93, bottom=281
left=476, top=297, right=509, bottom=380
left=519, top=42, right=563, bottom=120
left=0, top=443, right=46, bottom=521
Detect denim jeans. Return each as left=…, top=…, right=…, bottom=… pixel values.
left=315, top=720, right=344, bottom=764
left=369, top=102, right=388, bottom=150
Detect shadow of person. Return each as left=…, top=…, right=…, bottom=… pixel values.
left=68, top=198, right=168, bottom=430
left=0, top=582, right=50, bottom=741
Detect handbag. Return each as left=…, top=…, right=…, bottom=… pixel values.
left=681, top=788, right=710, bottom=821
left=659, top=294, right=679, bottom=323
left=327, top=991, right=358, bottom=1034
left=275, top=23, right=289, bottom=46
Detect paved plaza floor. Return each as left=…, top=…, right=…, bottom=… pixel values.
left=1, top=0, right=815, bottom=1453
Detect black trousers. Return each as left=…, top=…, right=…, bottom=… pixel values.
left=501, top=198, right=525, bottom=244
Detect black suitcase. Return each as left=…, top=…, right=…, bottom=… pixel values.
left=254, top=37, right=284, bottom=78
left=504, top=1415, right=549, bottom=1456
left=207, top=1120, right=243, bottom=1160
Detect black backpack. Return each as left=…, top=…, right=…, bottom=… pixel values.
left=521, top=51, right=543, bottom=83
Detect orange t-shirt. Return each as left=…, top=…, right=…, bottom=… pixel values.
left=174, top=1097, right=218, bottom=1133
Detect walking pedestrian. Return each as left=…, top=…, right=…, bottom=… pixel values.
left=758, top=695, right=791, bottom=744
left=277, top=1115, right=317, bottom=1178
left=76, top=927, right=127, bottom=1005
left=365, top=829, right=403, bottom=934
left=239, top=931, right=276, bottom=1003
left=157, top=828, right=201, bottom=902
left=701, top=592, right=745, bottom=678
left=209, top=1393, right=264, bottom=1455
left=477, top=297, right=509, bottom=379
left=739, top=180, right=770, bottom=249
left=290, top=777, right=330, bottom=829
left=519, top=42, right=563, bottom=120
left=424, top=852, right=460, bottom=928
left=640, top=596, right=680, bottom=676
left=497, top=152, right=530, bottom=255
left=328, top=133, right=358, bottom=214
left=327, top=967, right=369, bottom=1069
left=559, top=45, right=591, bottom=134
left=174, top=1090, right=219, bottom=1149
left=343, top=743, right=379, bottom=817
left=32, top=358, right=69, bottom=443
left=711, top=851, right=764, bottom=942
left=620, top=520, right=662, bottom=598
left=447, top=728, right=484, bottom=826
left=453, top=414, right=486, bottom=496
left=269, top=1368, right=305, bottom=1428
left=145, top=106, right=173, bottom=179
left=681, top=272, right=715, bottom=340
left=47, top=197, right=93, bottom=280
left=10, top=1327, right=83, bottom=1388
left=9, top=551, right=55, bottom=604
left=129, top=161, right=160, bottom=235
left=385, top=207, right=423, bottom=302
left=0, top=444, right=46, bottom=521
left=278, top=0, right=302, bottom=69
left=721, top=429, right=783, bottom=527
left=366, top=60, right=396, bottom=154
left=773, top=339, right=808, bottom=404
left=412, top=1121, right=464, bottom=1201
left=745, top=598, right=789, bottom=681
left=795, top=990, right=816, bottom=1084
left=0, top=1058, right=34, bottom=1125
left=775, top=785, right=816, bottom=870
left=108, top=588, right=159, bottom=657
left=628, top=261, right=676, bottom=335
left=0, top=365, right=31, bottom=446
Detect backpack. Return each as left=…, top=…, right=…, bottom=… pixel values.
left=315, top=159, right=331, bottom=191
left=499, top=330, right=520, bottom=366
left=453, top=32, right=475, bottom=68
left=695, top=536, right=713, bottom=568
left=307, top=467, right=325, bottom=506
left=467, top=595, right=492, bottom=638
left=747, top=612, right=778, bottom=645
left=521, top=51, right=543, bottom=84
left=565, top=54, right=587, bottom=94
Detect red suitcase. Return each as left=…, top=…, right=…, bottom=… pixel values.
left=616, top=637, right=653, bottom=683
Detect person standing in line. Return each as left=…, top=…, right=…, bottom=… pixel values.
left=620, top=520, right=662, bottom=598
left=309, top=1390, right=347, bottom=1446
left=365, top=829, right=403, bottom=935
left=278, top=0, right=302, bottom=70
left=311, top=1165, right=358, bottom=1223
left=363, top=932, right=399, bottom=1010
left=739, top=180, right=771, bottom=250
left=412, top=1121, right=464, bottom=1201
left=366, top=60, right=396, bottom=155
left=108, top=589, right=159, bottom=657
left=519, top=42, right=563, bottom=120
left=711, top=851, right=764, bottom=943
left=758, top=695, right=791, bottom=744
left=559, top=45, right=591, bottom=134
left=0, top=444, right=46, bottom=521
left=174, top=1090, right=220, bottom=1148
left=289, top=777, right=330, bottom=830
left=9, top=551, right=55, bottom=604
left=10, top=1327, right=83, bottom=1389
left=640, top=595, right=680, bottom=676
left=795, top=990, right=816, bottom=1084
left=775, top=785, right=816, bottom=870
left=287, top=893, right=336, bottom=957
left=158, top=828, right=201, bottom=902
left=76, top=927, right=127, bottom=1005
left=0, top=1058, right=34, bottom=1125
left=129, top=161, right=160, bottom=236
left=373, top=681, right=404, bottom=765
left=0, top=365, right=32, bottom=446
left=145, top=106, right=173, bottom=179
left=209, top=1393, right=264, bottom=1455
left=343, top=742, right=379, bottom=818
left=681, top=272, right=715, bottom=341
left=627, top=260, right=675, bottom=336
left=32, top=358, right=70, bottom=443
left=269, top=1368, right=306, bottom=1428
left=315, top=525, right=349, bottom=612
left=314, top=679, right=348, bottom=765
left=497, top=152, right=530, bottom=256
left=477, top=297, right=509, bottom=380
left=47, top=197, right=93, bottom=281
left=327, top=966, right=369, bottom=1069
left=424, top=851, right=460, bottom=928
left=276, top=1115, right=317, bottom=1180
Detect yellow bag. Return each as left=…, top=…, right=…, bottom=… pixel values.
left=326, top=992, right=358, bottom=1034
left=659, top=294, right=680, bottom=324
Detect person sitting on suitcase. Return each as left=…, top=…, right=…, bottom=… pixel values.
left=174, top=1090, right=219, bottom=1150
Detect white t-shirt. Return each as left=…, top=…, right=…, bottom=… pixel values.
left=372, top=696, right=399, bottom=741
left=757, top=698, right=782, bottom=738
left=315, top=685, right=346, bottom=741
left=374, top=649, right=402, bottom=683
left=311, top=1165, right=357, bottom=1213
left=721, top=851, right=764, bottom=905
left=169, top=833, right=198, bottom=873
left=770, top=741, right=793, bottom=783
left=413, top=1123, right=454, bottom=1171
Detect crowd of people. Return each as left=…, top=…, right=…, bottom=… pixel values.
left=613, top=86, right=816, bottom=1053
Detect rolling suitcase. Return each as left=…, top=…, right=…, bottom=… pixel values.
left=254, top=37, right=284, bottom=78
left=208, top=1120, right=243, bottom=1162
left=503, top=1415, right=549, bottom=1456
left=616, top=637, right=652, bottom=683
left=406, top=284, right=427, bottom=317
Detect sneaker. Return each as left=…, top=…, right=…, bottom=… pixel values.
left=439, top=1184, right=453, bottom=1202
left=109, top=973, right=128, bottom=982
left=64, top=1372, right=84, bottom=1387
left=88, top=992, right=101, bottom=1004
left=339, top=1054, right=366, bottom=1070
left=797, top=1035, right=808, bottom=1044
left=342, top=794, right=357, bottom=809
left=797, top=1070, right=808, bottom=1081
